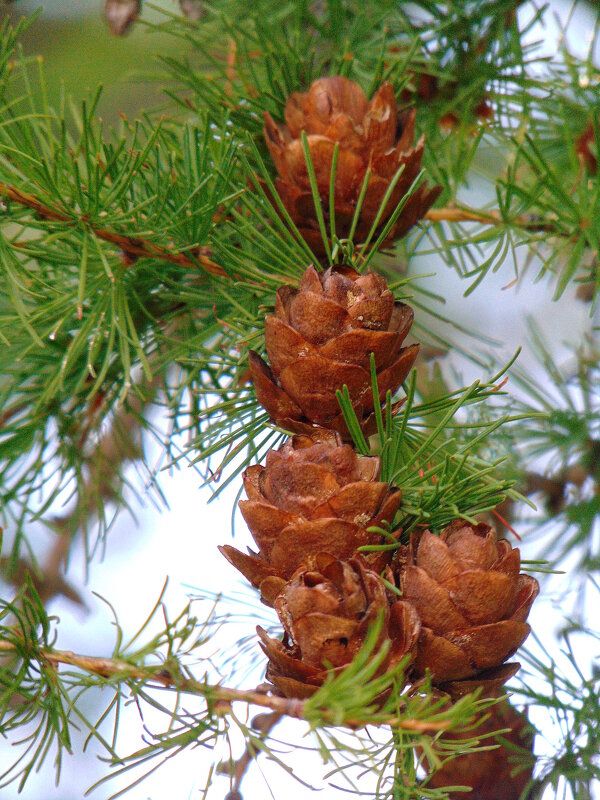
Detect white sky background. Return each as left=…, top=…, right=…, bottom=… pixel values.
left=1, top=1, right=600, bottom=799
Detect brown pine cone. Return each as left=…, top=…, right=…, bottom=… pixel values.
left=400, top=521, right=539, bottom=691
left=421, top=698, right=535, bottom=799
left=400, top=71, right=493, bottom=131
left=219, top=430, right=402, bottom=604
left=249, top=264, right=418, bottom=438
left=258, top=554, right=421, bottom=698
left=264, top=76, right=441, bottom=255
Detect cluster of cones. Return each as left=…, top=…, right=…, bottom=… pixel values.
left=220, top=77, right=537, bottom=797
left=221, top=424, right=538, bottom=703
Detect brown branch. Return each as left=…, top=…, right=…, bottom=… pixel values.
left=12, top=306, right=194, bottom=606
left=0, top=374, right=161, bottom=607
left=425, top=208, right=500, bottom=225
left=0, top=401, right=27, bottom=429
left=0, top=181, right=225, bottom=276
left=0, top=176, right=563, bottom=269
left=1, top=336, right=165, bottom=606
left=51, top=380, right=155, bottom=535
left=0, top=639, right=451, bottom=732
left=425, top=206, right=558, bottom=233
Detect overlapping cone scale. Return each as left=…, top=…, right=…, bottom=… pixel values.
left=400, top=521, right=539, bottom=690
left=220, top=430, right=402, bottom=605
left=421, top=698, right=535, bottom=799
left=258, top=554, right=421, bottom=699
left=249, top=264, right=418, bottom=439
left=264, top=76, right=441, bottom=254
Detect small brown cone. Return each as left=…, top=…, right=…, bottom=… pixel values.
left=399, top=521, right=539, bottom=691
left=258, top=554, right=421, bottom=698
left=263, top=76, right=441, bottom=255
left=248, top=264, right=418, bottom=439
left=179, top=0, right=205, bottom=19
left=421, top=699, right=535, bottom=799
left=104, top=0, right=140, bottom=35
left=220, top=430, right=402, bottom=604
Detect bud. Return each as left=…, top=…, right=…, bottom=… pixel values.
left=104, top=0, right=141, bottom=36
left=180, top=0, right=205, bottom=19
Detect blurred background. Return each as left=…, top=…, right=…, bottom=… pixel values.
left=0, top=2, right=598, bottom=800
left=5, top=0, right=180, bottom=119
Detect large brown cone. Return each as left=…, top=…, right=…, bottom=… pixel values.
left=264, top=77, right=441, bottom=254
left=220, top=430, right=402, bottom=605
left=400, top=521, right=539, bottom=690
left=258, top=554, right=421, bottom=699
left=421, top=699, right=535, bottom=799
left=249, top=264, right=418, bottom=439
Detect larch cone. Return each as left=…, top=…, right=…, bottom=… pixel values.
left=249, top=264, right=418, bottom=439
left=399, top=521, right=539, bottom=693
left=220, top=430, right=402, bottom=605
left=258, top=554, right=421, bottom=699
left=264, top=76, right=441, bottom=255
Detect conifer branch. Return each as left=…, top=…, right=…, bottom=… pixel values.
left=424, top=206, right=558, bottom=234
left=0, top=638, right=453, bottom=732
left=0, top=169, right=568, bottom=287
left=1, top=4, right=599, bottom=797
left=0, top=181, right=225, bottom=276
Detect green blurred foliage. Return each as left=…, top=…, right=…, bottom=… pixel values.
left=1, top=1, right=183, bottom=120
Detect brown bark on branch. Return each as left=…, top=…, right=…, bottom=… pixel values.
left=0, top=179, right=562, bottom=271
left=425, top=208, right=500, bottom=224
left=0, top=638, right=451, bottom=732
left=0, top=181, right=225, bottom=276
left=425, top=206, right=558, bottom=233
